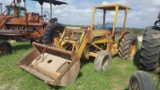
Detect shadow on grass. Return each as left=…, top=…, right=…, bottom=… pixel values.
left=12, top=42, right=32, bottom=52
left=80, top=57, right=94, bottom=68
left=133, top=49, right=141, bottom=69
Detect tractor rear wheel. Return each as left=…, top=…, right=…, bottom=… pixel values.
left=129, top=71, right=156, bottom=90
left=0, top=40, right=12, bottom=56
left=42, top=23, right=65, bottom=45
left=139, top=26, right=160, bottom=71
left=94, top=50, right=112, bottom=72
left=118, top=32, right=138, bottom=60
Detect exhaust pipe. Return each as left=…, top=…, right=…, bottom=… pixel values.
left=0, top=3, right=2, bottom=14
left=158, top=12, right=160, bottom=19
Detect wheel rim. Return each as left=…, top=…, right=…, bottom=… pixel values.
left=0, top=45, right=10, bottom=56
left=131, top=80, right=140, bottom=90
left=130, top=40, right=137, bottom=57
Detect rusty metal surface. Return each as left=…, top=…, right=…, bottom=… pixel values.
left=0, top=2, right=45, bottom=40
left=20, top=65, right=56, bottom=85
left=0, top=0, right=66, bottom=41
left=17, top=42, right=80, bottom=86
left=0, top=30, right=27, bottom=36
left=32, top=0, right=67, bottom=5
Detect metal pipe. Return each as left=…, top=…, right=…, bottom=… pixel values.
left=13, top=0, right=16, bottom=16
left=158, top=12, right=160, bottom=19
left=89, top=52, right=97, bottom=57
left=122, top=9, right=128, bottom=33
left=90, top=8, right=96, bottom=30
left=41, top=5, right=43, bottom=16
left=91, top=43, right=102, bottom=51
left=49, top=0, right=52, bottom=19
left=0, top=3, right=2, bottom=14
left=50, top=3, right=52, bottom=19
left=103, top=10, right=106, bottom=29
left=2, top=1, right=14, bottom=15
left=23, top=0, right=26, bottom=14
left=23, top=0, right=27, bottom=29
left=112, top=5, right=119, bottom=35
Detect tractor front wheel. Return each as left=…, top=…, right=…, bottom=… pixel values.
left=129, top=71, right=156, bottom=90
left=94, top=50, right=112, bottom=72
left=0, top=40, right=12, bottom=56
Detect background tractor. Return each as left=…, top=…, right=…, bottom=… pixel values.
left=139, top=12, right=160, bottom=71
left=0, top=0, right=67, bottom=56
left=128, top=12, right=160, bottom=90
left=97, top=22, right=113, bottom=30
left=17, top=4, right=138, bottom=86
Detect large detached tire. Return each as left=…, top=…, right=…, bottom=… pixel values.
left=42, top=23, right=65, bottom=45
left=129, top=71, right=156, bottom=90
left=0, top=40, right=12, bottom=56
left=94, top=50, right=112, bottom=72
left=139, top=26, right=160, bottom=71
left=118, top=32, right=138, bottom=60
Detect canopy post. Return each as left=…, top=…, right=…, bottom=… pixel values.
left=41, top=5, right=43, bottom=16
left=50, top=0, right=52, bottom=19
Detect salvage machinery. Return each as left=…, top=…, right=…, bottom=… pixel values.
left=128, top=12, right=160, bottom=90
left=139, top=12, right=160, bottom=71
left=0, top=0, right=67, bottom=56
left=17, top=4, right=138, bottom=86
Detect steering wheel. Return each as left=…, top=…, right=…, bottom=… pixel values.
left=44, top=11, right=50, bottom=20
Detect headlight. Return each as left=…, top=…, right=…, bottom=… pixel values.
left=154, top=20, right=160, bottom=26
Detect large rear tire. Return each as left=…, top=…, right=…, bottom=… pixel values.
left=42, top=23, right=65, bottom=45
left=0, top=40, right=12, bottom=56
left=129, top=71, right=156, bottom=90
left=139, top=26, right=160, bottom=71
left=94, top=50, right=112, bottom=72
left=118, top=32, right=138, bottom=60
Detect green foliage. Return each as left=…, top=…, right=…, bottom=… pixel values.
left=0, top=42, right=159, bottom=90
left=64, top=24, right=83, bottom=27
left=125, top=27, right=145, bottom=35
left=64, top=24, right=145, bottom=35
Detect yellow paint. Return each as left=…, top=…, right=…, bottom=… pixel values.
left=91, top=43, right=103, bottom=51
left=111, top=43, right=118, bottom=56
left=130, top=40, right=137, bottom=57
left=92, top=38, right=108, bottom=44
left=89, top=52, right=97, bottom=57
left=57, top=4, right=132, bottom=60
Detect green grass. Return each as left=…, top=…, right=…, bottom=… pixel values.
left=0, top=41, right=160, bottom=90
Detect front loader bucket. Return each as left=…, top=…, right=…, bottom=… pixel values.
left=16, top=42, right=80, bottom=86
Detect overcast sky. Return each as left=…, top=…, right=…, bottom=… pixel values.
left=1, top=0, right=160, bottom=28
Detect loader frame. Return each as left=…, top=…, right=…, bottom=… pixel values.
left=57, top=4, right=132, bottom=58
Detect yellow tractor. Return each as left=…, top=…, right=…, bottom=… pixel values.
left=17, top=4, right=138, bottom=86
